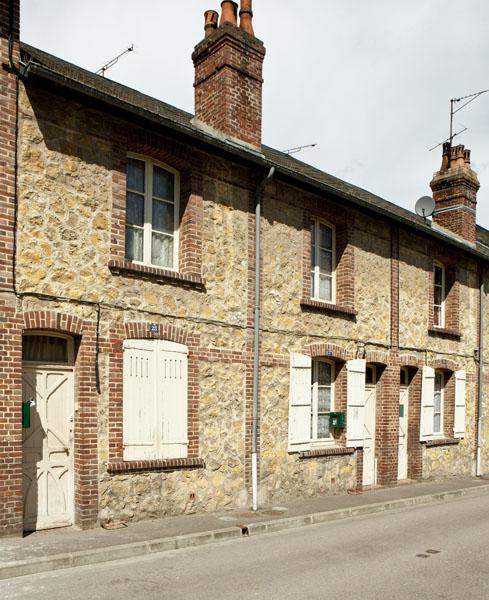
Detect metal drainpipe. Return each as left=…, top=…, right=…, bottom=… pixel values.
left=252, top=165, right=275, bottom=512
left=476, top=272, right=484, bottom=476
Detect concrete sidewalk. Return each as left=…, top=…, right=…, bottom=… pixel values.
left=1, top=477, right=489, bottom=581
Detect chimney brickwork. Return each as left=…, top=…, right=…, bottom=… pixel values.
left=430, top=142, right=480, bottom=243
left=192, top=1, right=265, bottom=148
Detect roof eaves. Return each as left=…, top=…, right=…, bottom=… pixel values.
left=21, top=45, right=489, bottom=265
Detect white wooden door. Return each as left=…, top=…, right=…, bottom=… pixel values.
left=398, top=386, right=409, bottom=480
left=362, top=385, right=376, bottom=486
left=22, top=366, right=74, bottom=531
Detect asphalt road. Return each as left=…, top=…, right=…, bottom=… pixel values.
left=2, top=492, right=489, bottom=599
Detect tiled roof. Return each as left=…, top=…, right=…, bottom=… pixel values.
left=20, top=42, right=489, bottom=260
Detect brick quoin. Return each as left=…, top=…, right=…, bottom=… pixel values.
left=0, top=0, right=22, bottom=537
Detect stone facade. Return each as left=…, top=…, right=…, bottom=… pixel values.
left=2, top=0, right=489, bottom=536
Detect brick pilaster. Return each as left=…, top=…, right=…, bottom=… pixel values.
left=0, top=0, right=22, bottom=537
left=376, top=363, right=400, bottom=486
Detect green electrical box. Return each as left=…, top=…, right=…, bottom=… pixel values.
left=329, top=411, right=346, bottom=428
left=399, top=405, right=405, bottom=418
left=22, top=401, right=31, bottom=429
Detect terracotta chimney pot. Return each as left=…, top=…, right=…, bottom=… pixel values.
left=239, top=0, right=254, bottom=36
left=441, top=142, right=450, bottom=171
left=204, top=10, right=219, bottom=37
left=220, top=1, right=238, bottom=27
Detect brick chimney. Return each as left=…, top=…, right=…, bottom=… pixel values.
left=430, top=142, right=480, bottom=243
left=192, top=0, right=266, bottom=149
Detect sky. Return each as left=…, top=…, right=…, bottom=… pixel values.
left=21, top=1, right=489, bottom=227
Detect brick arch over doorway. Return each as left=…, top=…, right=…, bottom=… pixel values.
left=22, top=309, right=99, bottom=530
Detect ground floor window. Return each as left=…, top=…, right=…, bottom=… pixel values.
left=123, top=339, right=188, bottom=460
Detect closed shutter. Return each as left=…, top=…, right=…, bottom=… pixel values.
left=454, top=370, right=466, bottom=439
left=420, top=366, right=435, bottom=441
left=123, top=340, right=157, bottom=460
left=157, top=341, right=189, bottom=459
left=346, top=359, right=366, bottom=448
left=288, top=353, right=312, bottom=449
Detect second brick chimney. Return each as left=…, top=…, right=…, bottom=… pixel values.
left=430, top=142, right=480, bottom=243
left=192, top=1, right=266, bottom=149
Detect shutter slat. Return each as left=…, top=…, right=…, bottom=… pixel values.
left=346, top=359, right=366, bottom=448
left=420, top=366, right=435, bottom=441
left=454, top=370, right=466, bottom=439
left=288, top=353, right=312, bottom=448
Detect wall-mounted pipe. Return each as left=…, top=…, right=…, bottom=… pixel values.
left=251, top=165, right=275, bottom=512
left=476, top=271, right=484, bottom=476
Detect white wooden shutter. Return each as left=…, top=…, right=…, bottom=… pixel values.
left=288, top=353, right=312, bottom=449
left=453, top=370, right=466, bottom=439
left=346, top=359, right=366, bottom=448
left=420, top=366, right=435, bottom=441
left=123, top=340, right=157, bottom=460
left=157, top=341, right=188, bottom=459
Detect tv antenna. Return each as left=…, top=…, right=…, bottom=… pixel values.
left=283, top=143, right=317, bottom=155
left=429, top=88, right=489, bottom=152
left=96, top=44, right=134, bottom=77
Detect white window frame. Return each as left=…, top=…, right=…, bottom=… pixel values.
left=310, top=358, right=335, bottom=446
left=310, top=219, right=336, bottom=304
left=433, top=370, right=444, bottom=436
left=433, top=261, right=445, bottom=328
left=125, top=153, right=180, bottom=271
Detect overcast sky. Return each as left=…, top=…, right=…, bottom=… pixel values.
left=21, top=1, right=489, bottom=227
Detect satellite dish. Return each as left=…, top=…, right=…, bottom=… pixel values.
left=415, top=196, right=435, bottom=218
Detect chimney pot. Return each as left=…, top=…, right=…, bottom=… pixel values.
left=204, top=10, right=219, bottom=37
left=441, top=141, right=451, bottom=171
left=220, top=1, right=239, bottom=27
left=239, top=0, right=254, bottom=36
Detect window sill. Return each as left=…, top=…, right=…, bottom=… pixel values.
left=108, top=259, right=205, bottom=289
left=107, top=457, right=205, bottom=473
left=428, top=327, right=462, bottom=340
left=298, top=447, right=355, bottom=459
left=422, top=438, right=460, bottom=448
left=300, top=299, right=357, bottom=318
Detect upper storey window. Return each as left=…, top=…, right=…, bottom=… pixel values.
left=125, top=156, right=179, bottom=270
left=433, top=262, right=445, bottom=327
left=310, top=220, right=335, bottom=303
